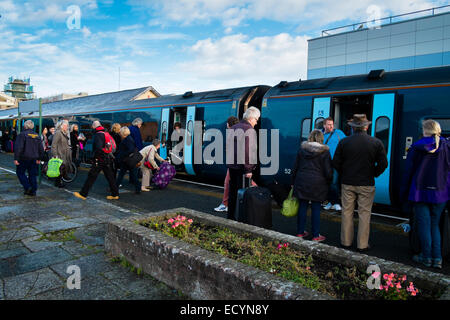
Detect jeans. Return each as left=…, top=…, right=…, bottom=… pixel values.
left=80, top=160, right=118, bottom=197
left=327, top=169, right=340, bottom=205
left=297, top=200, right=321, bottom=238
left=16, top=159, right=38, bottom=193
left=116, top=165, right=140, bottom=193
left=414, top=202, right=447, bottom=261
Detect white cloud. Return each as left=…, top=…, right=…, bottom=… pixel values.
left=178, top=33, right=309, bottom=90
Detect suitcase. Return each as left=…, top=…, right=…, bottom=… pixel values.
left=235, top=177, right=272, bottom=229
left=151, top=161, right=176, bottom=189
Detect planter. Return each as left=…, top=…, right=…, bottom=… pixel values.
left=105, top=208, right=450, bottom=300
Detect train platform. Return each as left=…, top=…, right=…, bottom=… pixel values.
left=0, top=152, right=448, bottom=300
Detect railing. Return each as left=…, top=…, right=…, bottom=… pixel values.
left=321, top=4, right=450, bottom=36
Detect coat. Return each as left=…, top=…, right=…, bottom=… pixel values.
left=14, top=129, right=44, bottom=161
left=140, top=144, right=164, bottom=170
left=332, top=131, right=388, bottom=186
left=226, top=119, right=257, bottom=173
left=323, top=129, right=346, bottom=159
left=128, top=125, right=143, bottom=151
left=401, top=136, right=449, bottom=204
left=117, top=135, right=136, bottom=164
left=51, top=129, right=72, bottom=165
left=291, top=141, right=333, bottom=202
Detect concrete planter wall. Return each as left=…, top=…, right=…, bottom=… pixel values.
left=105, top=208, right=450, bottom=300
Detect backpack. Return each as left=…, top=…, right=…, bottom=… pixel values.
left=46, top=157, right=63, bottom=178
left=101, top=132, right=116, bottom=154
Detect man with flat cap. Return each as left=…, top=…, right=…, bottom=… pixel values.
left=332, top=114, right=388, bottom=253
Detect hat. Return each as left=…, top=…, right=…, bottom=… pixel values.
left=347, top=114, right=371, bottom=128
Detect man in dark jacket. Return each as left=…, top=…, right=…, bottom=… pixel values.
left=226, top=106, right=260, bottom=220
left=74, top=121, right=119, bottom=200
left=128, top=118, right=143, bottom=151
left=14, top=120, right=45, bottom=196
left=333, top=114, right=388, bottom=252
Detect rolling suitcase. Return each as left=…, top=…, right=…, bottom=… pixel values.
left=266, top=180, right=290, bottom=207
left=235, top=177, right=272, bottom=229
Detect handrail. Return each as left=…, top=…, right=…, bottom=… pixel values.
left=321, top=4, right=450, bottom=36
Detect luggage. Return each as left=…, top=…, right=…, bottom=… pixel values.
left=235, top=177, right=272, bottom=229
left=266, top=180, right=290, bottom=207
left=123, top=151, right=143, bottom=169
left=151, top=161, right=176, bottom=189
left=46, top=157, right=63, bottom=178
left=281, top=188, right=299, bottom=217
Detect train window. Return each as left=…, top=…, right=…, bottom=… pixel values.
left=314, top=117, right=324, bottom=130
left=161, top=121, right=167, bottom=144
left=375, top=116, right=390, bottom=152
left=186, top=120, right=193, bottom=146
left=301, top=118, right=311, bottom=142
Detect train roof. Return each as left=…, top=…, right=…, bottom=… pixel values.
left=16, top=85, right=266, bottom=118
left=266, top=65, right=450, bottom=97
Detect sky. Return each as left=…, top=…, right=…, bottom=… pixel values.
left=0, top=0, right=448, bottom=98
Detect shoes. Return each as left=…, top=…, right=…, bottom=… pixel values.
left=296, top=231, right=309, bottom=238
left=356, top=245, right=371, bottom=253
left=324, top=203, right=332, bottom=210
left=24, top=188, right=36, bottom=196
left=214, top=204, right=228, bottom=212
left=73, top=192, right=86, bottom=200
left=312, top=235, right=326, bottom=242
left=413, top=255, right=432, bottom=267
left=340, top=244, right=352, bottom=250
left=432, top=259, right=442, bottom=269
left=331, top=204, right=342, bottom=211
left=141, top=187, right=150, bottom=192
left=106, top=195, right=119, bottom=200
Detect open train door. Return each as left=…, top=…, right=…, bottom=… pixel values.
left=159, top=108, right=171, bottom=160
left=312, top=97, right=331, bottom=130
left=371, top=93, right=395, bottom=205
left=184, top=106, right=196, bottom=175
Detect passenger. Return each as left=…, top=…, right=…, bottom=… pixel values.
left=214, top=116, right=239, bottom=213
left=41, top=127, right=50, bottom=162
left=129, top=118, right=144, bottom=151
left=291, top=129, right=333, bottom=241
left=74, top=121, right=119, bottom=200
left=116, top=126, right=141, bottom=194
left=13, top=120, right=45, bottom=196
left=139, top=138, right=166, bottom=192
left=110, top=123, right=122, bottom=175
left=333, top=114, right=388, bottom=252
left=47, top=126, right=55, bottom=148
left=70, top=124, right=84, bottom=167
left=1, top=128, right=10, bottom=152
left=52, top=120, right=72, bottom=188
left=401, top=120, right=449, bottom=269
left=322, top=117, right=346, bottom=211
left=226, top=107, right=260, bottom=220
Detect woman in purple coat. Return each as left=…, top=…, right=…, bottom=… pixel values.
left=402, top=120, right=449, bottom=269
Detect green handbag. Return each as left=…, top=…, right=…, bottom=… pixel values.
left=46, top=157, right=63, bottom=178
left=281, top=188, right=299, bottom=217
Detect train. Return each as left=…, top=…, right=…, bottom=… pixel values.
left=1, top=65, right=449, bottom=215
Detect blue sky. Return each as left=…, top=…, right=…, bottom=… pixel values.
left=0, top=0, right=447, bottom=97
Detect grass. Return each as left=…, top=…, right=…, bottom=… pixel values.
left=137, top=213, right=442, bottom=300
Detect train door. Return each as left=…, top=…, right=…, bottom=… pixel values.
left=159, top=108, right=172, bottom=160
left=371, top=93, right=395, bottom=205
left=312, top=97, right=331, bottom=130
left=184, top=106, right=196, bottom=175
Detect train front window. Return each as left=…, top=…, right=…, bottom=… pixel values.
left=314, top=117, right=324, bottom=130
left=301, top=118, right=311, bottom=142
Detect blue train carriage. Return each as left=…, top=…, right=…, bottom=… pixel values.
left=156, top=85, right=270, bottom=180
left=260, top=66, right=450, bottom=212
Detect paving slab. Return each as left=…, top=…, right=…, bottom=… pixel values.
left=33, top=219, right=82, bottom=234
left=3, top=268, right=63, bottom=299
left=22, top=236, right=63, bottom=252
left=0, top=246, right=73, bottom=278
left=0, top=246, right=30, bottom=259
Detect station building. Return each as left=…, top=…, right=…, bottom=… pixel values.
left=307, top=6, right=450, bottom=79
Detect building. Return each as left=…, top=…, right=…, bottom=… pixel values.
left=3, top=77, right=34, bottom=100
left=41, top=92, right=89, bottom=104
left=307, top=5, right=450, bottom=79
left=0, top=92, right=17, bottom=110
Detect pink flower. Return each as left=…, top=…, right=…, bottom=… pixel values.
left=396, top=282, right=402, bottom=289
left=383, top=274, right=389, bottom=280
left=277, top=244, right=282, bottom=250
left=372, top=272, right=381, bottom=279
left=168, top=218, right=174, bottom=224
left=188, top=219, right=193, bottom=224
left=181, top=216, right=186, bottom=221
left=283, top=243, right=288, bottom=248
left=174, top=222, right=180, bottom=228
left=402, top=275, right=407, bottom=282
left=306, top=266, right=311, bottom=271
left=411, top=291, right=417, bottom=296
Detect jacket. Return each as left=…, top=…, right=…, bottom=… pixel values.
left=332, top=131, right=388, bottom=186
left=401, top=136, right=449, bottom=204
left=117, top=135, right=136, bottom=163
left=14, top=129, right=44, bottom=161
left=51, top=129, right=72, bottom=165
left=140, top=145, right=164, bottom=170
left=92, top=126, right=111, bottom=161
left=128, top=125, right=143, bottom=151
left=226, top=120, right=257, bottom=173
left=291, top=141, right=333, bottom=202
left=323, top=129, right=346, bottom=159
